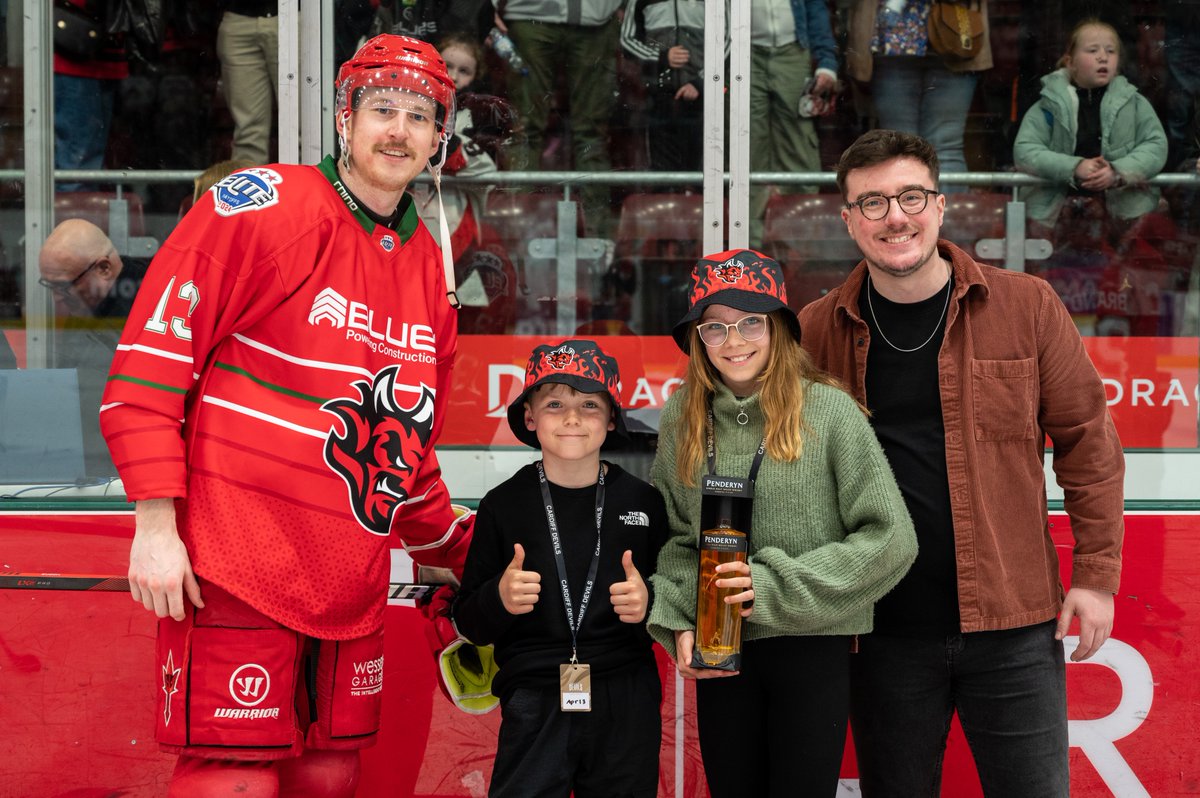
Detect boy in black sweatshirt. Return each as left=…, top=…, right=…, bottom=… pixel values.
left=454, top=339, right=668, bottom=798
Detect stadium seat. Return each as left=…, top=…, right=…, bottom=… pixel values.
left=941, top=191, right=1009, bottom=261
left=614, top=193, right=713, bottom=335
left=762, top=193, right=859, bottom=309
left=481, top=190, right=583, bottom=253
left=54, top=191, right=147, bottom=237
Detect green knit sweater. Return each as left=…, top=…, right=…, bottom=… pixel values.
left=647, top=380, right=918, bottom=657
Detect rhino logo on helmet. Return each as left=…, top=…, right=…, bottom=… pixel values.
left=323, top=366, right=436, bottom=536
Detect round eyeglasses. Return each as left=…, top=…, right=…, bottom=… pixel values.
left=846, top=188, right=940, bottom=221
left=696, top=314, right=768, bottom=347
left=37, top=258, right=102, bottom=295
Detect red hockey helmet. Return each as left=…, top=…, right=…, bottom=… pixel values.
left=335, top=34, right=457, bottom=140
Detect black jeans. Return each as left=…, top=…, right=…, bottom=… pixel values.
left=489, top=663, right=661, bottom=798
left=850, top=621, right=1069, bottom=797
left=696, top=635, right=851, bottom=798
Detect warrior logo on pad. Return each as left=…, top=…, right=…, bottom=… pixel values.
left=323, top=366, right=436, bottom=536
left=211, top=168, right=283, bottom=217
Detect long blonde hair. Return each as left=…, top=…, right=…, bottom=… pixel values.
left=673, top=310, right=847, bottom=487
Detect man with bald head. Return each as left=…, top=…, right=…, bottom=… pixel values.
left=38, top=218, right=147, bottom=318
left=38, top=218, right=149, bottom=477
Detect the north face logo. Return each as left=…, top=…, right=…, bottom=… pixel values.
left=619, top=511, right=649, bottom=527
left=309, top=288, right=348, bottom=328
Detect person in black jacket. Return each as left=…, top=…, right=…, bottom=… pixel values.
left=455, top=339, right=668, bottom=798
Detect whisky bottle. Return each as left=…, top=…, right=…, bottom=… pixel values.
left=693, top=515, right=748, bottom=670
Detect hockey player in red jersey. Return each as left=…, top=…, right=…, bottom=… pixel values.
left=100, top=35, right=473, bottom=797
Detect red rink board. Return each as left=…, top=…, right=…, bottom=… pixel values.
left=1, top=512, right=1197, bottom=796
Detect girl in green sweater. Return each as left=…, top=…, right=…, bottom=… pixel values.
left=647, top=249, right=917, bottom=798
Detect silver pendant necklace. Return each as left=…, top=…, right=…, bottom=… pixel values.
left=866, top=271, right=952, bottom=353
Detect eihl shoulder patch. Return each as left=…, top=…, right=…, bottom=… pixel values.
left=211, top=168, right=283, bottom=217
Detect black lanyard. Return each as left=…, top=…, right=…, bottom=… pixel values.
left=536, top=460, right=606, bottom=663
left=706, top=406, right=767, bottom=482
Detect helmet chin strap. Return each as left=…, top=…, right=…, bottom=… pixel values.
left=430, top=129, right=460, bottom=310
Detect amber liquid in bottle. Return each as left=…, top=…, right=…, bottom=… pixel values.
left=695, top=521, right=748, bottom=668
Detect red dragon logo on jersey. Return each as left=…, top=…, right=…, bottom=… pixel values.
left=322, top=366, right=435, bottom=536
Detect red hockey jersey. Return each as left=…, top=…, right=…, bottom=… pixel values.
left=101, top=157, right=470, bottom=639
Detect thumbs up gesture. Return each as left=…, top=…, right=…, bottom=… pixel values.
left=499, top=543, right=541, bottom=615
left=609, top=549, right=649, bottom=624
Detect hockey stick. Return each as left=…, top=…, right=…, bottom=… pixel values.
left=0, top=573, right=131, bottom=591
left=0, top=572, right=448, bottom=601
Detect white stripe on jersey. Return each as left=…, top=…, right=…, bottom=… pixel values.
left=117, top=342, right=195, bottom=364
left=232, top=333, right=375, bottom=378
left=201, top=395, right=330, bottom=439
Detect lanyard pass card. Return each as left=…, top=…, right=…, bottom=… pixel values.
left=560, top=661, right=592, bottom=712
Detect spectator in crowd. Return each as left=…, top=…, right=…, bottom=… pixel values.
left=368, top=0, right=492, bottom=45
left=110, top=7, right=222, bottom=213
left=1164, top=1, right=1200, bottom=171
left=53, top=0, right=128, bottom=191
left=98, top=35, right=473, bottom=796
left=1014, top=18, right=1167, bottom=235
left=648, top=250, right=917, bottom=798
left=39, top=219, right=147, bottom=319
left=493, top=0, right=622, bottom=234
left=38, top=219, right=149, bottom=475
left=410, top=33, right=517, bottom=334
left=748, top=0, right=839, bottom=247
left=455, top=339, right=667, bottom=798
left=845, top=0, right=993, bottom=193
left=218, top=0, right=279, bottom=163
left=800, top=129, right=1124, bottom=797
left=620, top=0, right=727, bottom=176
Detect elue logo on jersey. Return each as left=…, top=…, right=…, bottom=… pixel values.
left=308, top=287, right=437, bottom=358
left=211, top=168, right=282, bottom=217
left=323, top=366, right=437, bottom=535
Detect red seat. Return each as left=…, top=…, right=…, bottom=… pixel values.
left=481, top=190, right=584, bottom=251
left=940, top=191, right=1008, bottom=260
left=614, top=193, right=713, bottom=335
left=54, top=191, right=147, bottom=237
left=615, top=193, right=707, bottom=259
left=763, top=194, right=859, bottom=309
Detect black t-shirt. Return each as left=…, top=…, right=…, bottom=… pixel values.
left=454, top=462, right=669, bottom=699
left=859, top=275, right=960, bottom=637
